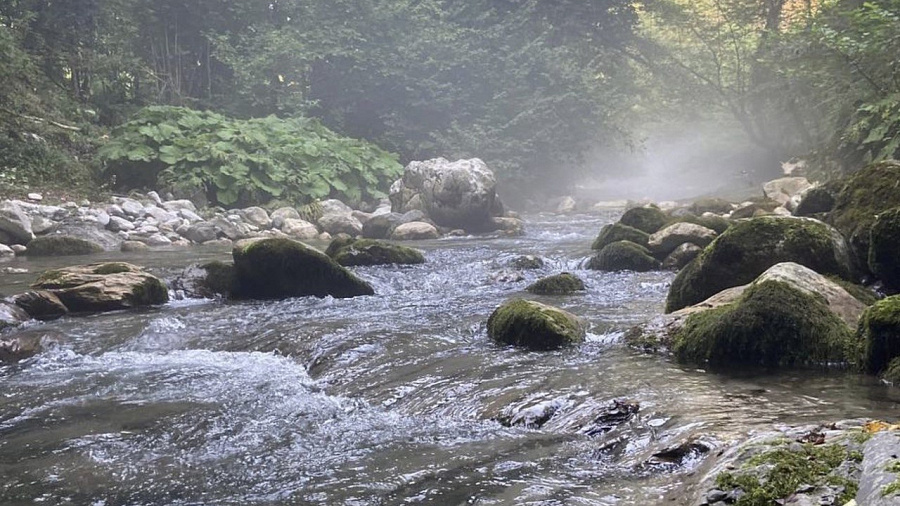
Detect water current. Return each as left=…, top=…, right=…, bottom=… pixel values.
left=1, top=212, right=898, bottom=505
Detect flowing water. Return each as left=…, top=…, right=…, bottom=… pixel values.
left=1, top=212, right=898, bottom=505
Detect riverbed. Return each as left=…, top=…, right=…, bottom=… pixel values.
left=1, top=212, right=897, bottom=505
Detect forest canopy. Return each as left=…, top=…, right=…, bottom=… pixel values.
left=0, top=0, right=897, bottom=201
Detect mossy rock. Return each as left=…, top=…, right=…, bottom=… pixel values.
left=672, top=214, right=731, bottom=235
left=858, top=296, right=900, bottom=374
left=588, top=240, right=660, bottom=272
left=666, top=216, right=853, bottom=312
left=325, top=237, right=425, bottom=267
left=526, top=273, right=586, bottom=295
left=591, top=223, right=649, bottom=250
left=883, top=357, right=900, bottom=385
left=25, top=235, right=104, bottom=256
left=795, top=187, right=836, bottom=216
left=232, top=238, right=374, bottom=300
left=509, top=255, right=544, bottom=270
left=829, top=160, right=900, bottom=271
left=171, top=261, right=236, bottom=299
left=32, top=262, right=168, bottom=312
left=689, top=198, right=733, bottom=215
left=618, top=206, right=668, bottom=234
left=673, top=280, right=856, bottom=368
left=487, top=299, right=586, bottom=350
left=868, top=207, right=900, bottom=291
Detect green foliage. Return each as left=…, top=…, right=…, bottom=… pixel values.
left=99, top=106, right=402, bottom=207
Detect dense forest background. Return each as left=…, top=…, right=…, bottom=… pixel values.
left=0, top=0, right=898, bottom=205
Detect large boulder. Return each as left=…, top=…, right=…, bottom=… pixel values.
left=666, top=216, right=854, bottom=312
left=53, top=222, right=121, bottom=250
left=0, top=202, right=35, bottom=244
left=662, top=243, right=702, bottom=271
left=868, top=207, right=900, bottom=291
left=618, top=206, right=668, bottom=234
left=25, top=235, right=104, bottom=256
left=281, top=218, right=319, bottom=240
left=362, top=212, right=405, bottom=239
left=389, top=158, right=500, bottom=231
left=648, top=222, right=717, bottom=256
left=763, top=177, right=813, bottom=206
left=828, top=160, right=900, bottom=271
left=858, top=296, right=900, bottom=375
left=487, top=299, right=586, bottom=350
left=526, top=273, right=586, bottom=295
left=325, top=237, right=425, bottom=266
left=170, top=261, right=235, bottom=299
left=32, top=262, right=169, bottom=312
left=591, top=223, right=649, bottom=251
left=391, top=221, right=440, bottom=241
left=794, top=186, right=836, bottom=216
left=232, top=238, right=374, bottom=299
left=588, top=241, right=660, bottom=272
left=318, top=214, right=363, bottom=237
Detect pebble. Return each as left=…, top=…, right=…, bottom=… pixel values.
left=27, top=193, right=43, bottom=201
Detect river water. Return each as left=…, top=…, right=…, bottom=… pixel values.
left=1, top=212, right=898, bottom=505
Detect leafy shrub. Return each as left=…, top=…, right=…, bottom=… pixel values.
left=98, top=106, right=403, bottom=207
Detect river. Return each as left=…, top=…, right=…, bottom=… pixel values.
left=1, top=212, right=897, bottom=505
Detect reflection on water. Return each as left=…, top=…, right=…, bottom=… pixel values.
left=1, top=212, right=898, bottom=505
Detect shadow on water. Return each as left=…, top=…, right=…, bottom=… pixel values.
left=1, top=212, right=899, bottom=504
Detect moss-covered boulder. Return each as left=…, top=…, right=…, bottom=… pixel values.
left=25, top=235, right=104, bottom=256
left=32, top=262, right=168, bottom=312
left=648, top=222, right=717, bottom=256
left=170, top=261, right=235, bottom=299
left=795, top=186, right=836, bottom=216
left=672, top=279, right=855, bottom=368
left=618, top=206, right=668, bottom=234
left=689, top=198, right=733, bottom=215
left=858, top=296, right=900, bottom=375
left=672, top=214, right=731, bottom=235
left=666, top=216, right=853, bottom=312
left=588, top=241, right=660, bottom=272
left=829, top=160, right=900, bottom=271
left=487, top=299, right=586, bottom=350
left=325, top=237, right=425, bottom=267
left=232, top=238, right=374, bottom=299
left=591, top=223, right=649, bottom=250
left=868, top=207, right=900, bottom=290
left=526, top=273, right=586, bottom=295
left=509, top=255, right=544, bottom=270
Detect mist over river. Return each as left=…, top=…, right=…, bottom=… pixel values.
left=1, top=212, right=897, bottom=505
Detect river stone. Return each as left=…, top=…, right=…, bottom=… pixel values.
left=30, top=215, right=56, bottom=235
left=0, top=202, right=35, bottom=244
left=689, top=198, right=733, bottom=215
left=281, top=218, right=319, bottom=240
left=754, top=262, right=865, bottom=328
left=271, top=207, right=301, bottom=228
left=591, top=223, right=649, bottom=251
left=162, top=199, right=198, bottom=214
left=868, top=207, right=900, bottom=291
left=795, top=186, right=836, bottom=216
left=618, top=206, right=668, bottom=234
left=10, top=244, right=25, bottom=255
left=0, top=243, right=13, bottom=260
left=491, top=217, right=525, bottom=236
left=318, top=199, right=354, bottom=218
left=11, top=290, right=68, bottom=321
left=662, top=243, right=702, bottom=271
left=32, top=262, right=168, bottom=313
left=119, top=198, right=144, bottom=217
left=0, top=332, right=48, bottom=363
left=390, top=158, right=500, bottom=231
left=325, top=237, right=425, bottom=267
left=588, top=241, right=660, bottom=272
left=241, top=207, right=271, bottom=229
left=179, top=208, right=203, bottom=223
left=144, top=233, right=172, bottom=247
left=170, top=262, right=235, bottom=299
left=182, top=222, right=218, bottom=244
left=556, top=196, right=577, bottom=214
left=144, top=206, right=179, bottom=226
left=487, top=299, right=586, bottom=350
left=666, top=216, right=854, bottom=312
left=107, top=216, right=135, bottom=232
left=232, top=238, right=374, bottom=300
left=0, top=301, right=30, bottom=332
left=510, top=255, right=544, bottom=270
left=54, top=223, right=121, bottom=251
left=318, top=213, right=363, bottom=237
left=858, top=296, right=900, bottom=375
left=391, top=221, right=439, bottom=241
left=25, top=235, right=104, bottom=256
left=211, top=216, right=253, bottom=241
left=526, top=273, right=586, bottom=295
left=121, top=240, right=149, bottom=252
left=362, top=212, right=404, bottom=239
left=763, top=177, right=812, bottom=206
left=648, top=222, right=717, bottom=255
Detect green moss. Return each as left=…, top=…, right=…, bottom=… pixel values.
left=714, top=443, right=858, bottom=506
left=487, top=298, right=585, bottom=350
left=829, top=160, right=900, bottom=271
left=25, top=236, right=104, bottom=256
left=796, top=187, right=836, bottom=216
left=200, top=261, right=235, bottom=297
left=591, top=223, right=649, bottom=250
left=232, top=238, right=374, bottom=299
left=325, top=237, right=425, bottom=266
left=588, top=240, right=660, bottom=272
left=690, top=197, right=733, bottom=215
left=666, top=216, right=852, bottom=312
left=92, top=262, right=134, bottom=275
left=131, top=276, right=169, bottom=306
left=618, top=206, right=668, bottom=234
left=869, top=207, right=900, bottom=290
left=883, top=480, right=900, bottom=497
left=858, top=296, right=900, bottom=374
left=526, top=273, right=586, bottom=295
left=673, top=280, right=855, bottom=367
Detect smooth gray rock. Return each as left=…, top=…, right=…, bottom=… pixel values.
left=857, top=431, right=900, bottom=505
left=0, top=203, right=35, bottom=244
left=182, top=222, right=218, bottom=244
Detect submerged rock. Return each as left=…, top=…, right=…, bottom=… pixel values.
left=526, top=273, right=585, bottom=295
left=25, top=235, right=104, bottom=256
left=487, top=299, right=586, bottom=350
left=588, top=240, right=660, bottom=272
left=325, top=237, right=425, bottom=267
left=618, top=206, right=668, bottom=234
left=591, top=223, right=649, bottom=251
left=666, top=216, right=853, bottom=312
left=32, top=262, right=169, bottom=312
left=232, top=238, right=374, bottom=300
left=509, top=255, right=544, bottom=270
